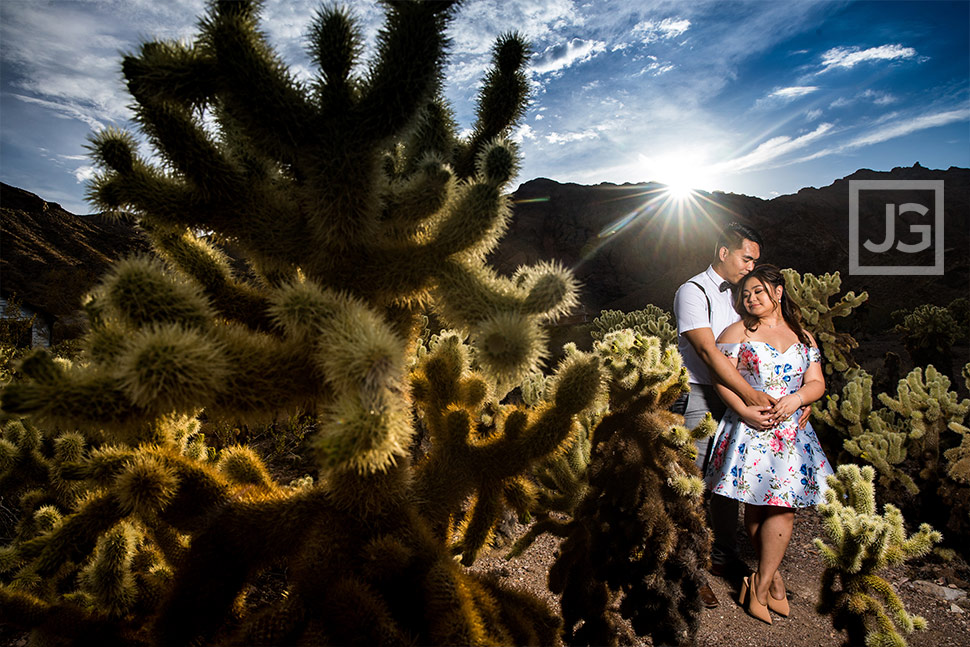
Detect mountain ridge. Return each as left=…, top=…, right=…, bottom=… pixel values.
left=2, top=164, right=967, bottom=341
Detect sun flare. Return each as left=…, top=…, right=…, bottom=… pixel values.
left=637, top=151, right=717, bottom=200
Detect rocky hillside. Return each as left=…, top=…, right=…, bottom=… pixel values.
left=492, top=164, right=969, bottom=330
left=0, top=183, right=151, bottom=338
left=2, top=164, right=967, bottom=342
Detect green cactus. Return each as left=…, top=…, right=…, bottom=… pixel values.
left=0, top=2, right=590, bottom=645
left=818, top=364, right=970, bottom=558
left=892, top=303, right=965, bottom=380
left=819, top=369, right=918, bottom=496
left=815, top=464, right=940, bottom=647
left=590, top=305, right=677, bottom=349
left=513, top=330, right=715, bottom=647
left=877, top=365, right=970, bottom=484
left=782, top=268, right=867, bottom=375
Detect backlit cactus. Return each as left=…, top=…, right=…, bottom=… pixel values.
left=514, top=329, right=715, bottom=647
left=891, top=301, right=966, bottom=380
left=0, top=2, right=590, bottom=644
left=590, top=305, right=677, bottom=349
left=782, top=268, right=867, bottom=375
left=815, top=464, right=940, bottom=647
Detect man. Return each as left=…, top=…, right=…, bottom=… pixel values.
left=673, top=222, right=773, bottom=608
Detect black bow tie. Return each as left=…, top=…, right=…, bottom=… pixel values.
left=719, top=281, right=732, bottom=292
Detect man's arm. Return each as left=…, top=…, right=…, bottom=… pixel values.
left=682, top=327, right=776, bottom=409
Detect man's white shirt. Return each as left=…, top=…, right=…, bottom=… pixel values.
left=673, top=265, right=741, bottom=386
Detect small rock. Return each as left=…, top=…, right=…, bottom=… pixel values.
left=913, top=579, right=967, bottom=601
left=952, top=603, right=965, bottom=614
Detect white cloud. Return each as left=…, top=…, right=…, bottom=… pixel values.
left=754, top=86, right=819, bottom=109
left=818, top=44, right=917, bottom=73
left=513, top=124, right=537, bottom=143
left=545, top=130, right=599, bottom=145
left=861, top=89, right=897, bottom=105
left=829, top=89, right=898, bottom=109
left=532, top=38, right=607, bottom=75
left=73, top=165, right=97, bottom=183
left=11, top=94, right=106, bottom=132
left=631, top=18, right=691, bottom=43
left=846, top=108, right=969, bottom=148
left=714, top=123, right=835, bottom=173
left=770, top=86, right=818, bottom=100
left=805, top=108, right=823, bottom=121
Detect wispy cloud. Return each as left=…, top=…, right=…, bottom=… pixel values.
left=532, top=38, right=607, bottom=75
left=73, top=165, right=97, bottom=184
left=714, top=122, right=835, bottom=173
left=11, top=94, right=106, bottom=132
left=844, top=108, right=969, bottom=148
left=818, top=44, right=917, bottom=73
left=830, top=89, right=898, bottom=109
left=755, top=85, right=819, bottom=109
left=513, top=124, right=537, bottom=143
left=631, top=18, right=691, bottom=43
left=545, top=129, right=600, bottom=145
left=770, top=86, right=818, bottom=100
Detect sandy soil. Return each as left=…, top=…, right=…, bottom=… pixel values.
left=472, top=505, right=970, bottom=647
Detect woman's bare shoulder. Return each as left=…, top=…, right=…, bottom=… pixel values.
left=716, top=320, right=747, bottom=344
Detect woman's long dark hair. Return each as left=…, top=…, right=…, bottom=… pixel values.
left=734, top=264, right=812, bottom=346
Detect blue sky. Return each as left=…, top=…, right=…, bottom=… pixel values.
left=1, top=0, right=967, bottom=215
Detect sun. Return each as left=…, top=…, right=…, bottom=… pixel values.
left=664, top=176, right=696, bottom=200
left=637, top=151, right=717, bottom=200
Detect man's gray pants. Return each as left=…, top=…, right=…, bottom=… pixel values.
left=684, top=383, right=739, bottom=567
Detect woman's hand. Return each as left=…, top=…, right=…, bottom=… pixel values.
left=768, top=393, right=802, bottom=426
left=740, top=405, right=773, bottom=430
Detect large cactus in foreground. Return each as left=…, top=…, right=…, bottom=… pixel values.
left=815, top=464, right=940, bottom=647
left=0, top=2, right=595, bottom=644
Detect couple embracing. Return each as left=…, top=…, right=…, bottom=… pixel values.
left=672, top=222, right=832, bottom=625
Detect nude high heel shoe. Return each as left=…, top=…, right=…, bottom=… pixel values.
left=767, top=576, right=790, bottom=617
left=740, top=572, right=772, bottom=625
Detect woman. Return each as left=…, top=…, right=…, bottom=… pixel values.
left=705, top=264, right=832, bottom=624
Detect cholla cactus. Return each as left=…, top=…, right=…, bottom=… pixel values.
left=0, top=2, right=590, bottom=645
left=782, top=268, right=867, bottom=375
left=892, top=304, right=964, bottom=379
left=815, top=464, right=940, bottom=647
left=819, top=369, right=917, bottom=495
left=590, top=305, right=677, bottom=349
left=523, top=330, right=716, bottom=647
left=877, top=365, right=970, bottom=484
left=946, top=364, right=970, bottom=485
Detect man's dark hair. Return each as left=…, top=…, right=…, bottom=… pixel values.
left=714, top=221, right=764, bottom=260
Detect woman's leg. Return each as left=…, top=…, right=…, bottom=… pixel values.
left=753, top=507, right=795, bottom=605
left=744, top=505, right=788, bottom=600
left=744, top=503, right=765, bottom=552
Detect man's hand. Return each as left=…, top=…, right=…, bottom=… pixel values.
left=740, top=405, right=773, bottom=431
left=741, top=389, right=776, bottom=409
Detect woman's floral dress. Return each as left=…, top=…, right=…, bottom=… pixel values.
left=704, top=341, right=833, bottom=508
